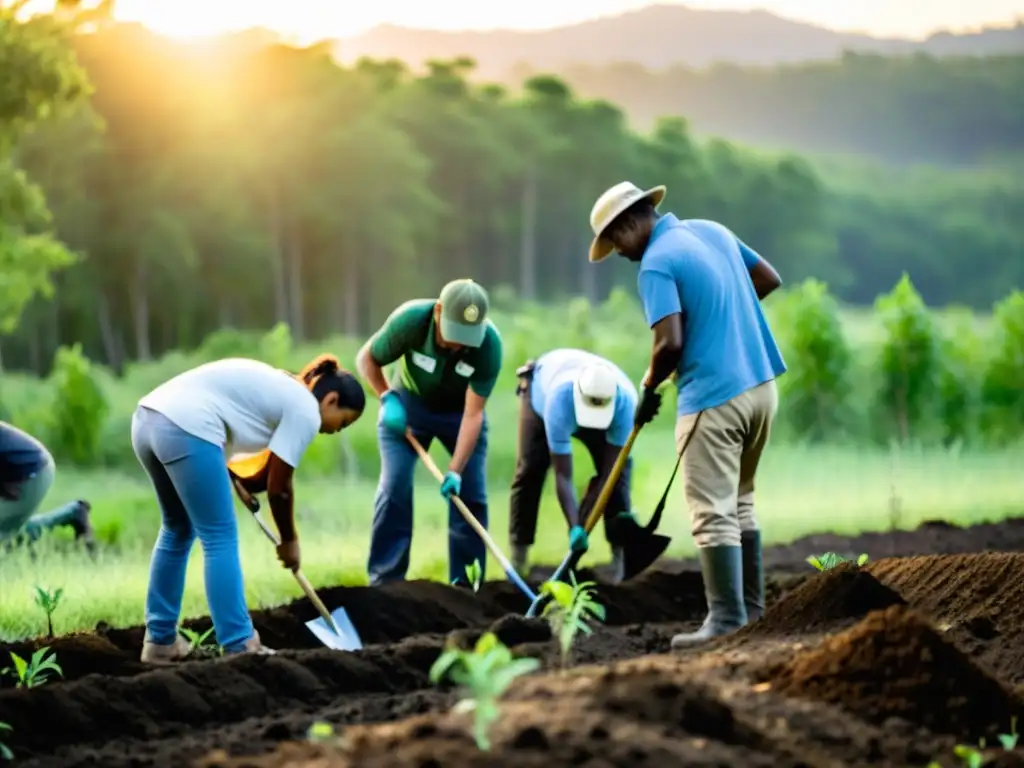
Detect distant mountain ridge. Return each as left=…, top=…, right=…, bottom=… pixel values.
left=332, top=4, right=1024, bottom=77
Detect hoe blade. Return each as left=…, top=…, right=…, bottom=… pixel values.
left=620, top=531, right=672, bottom=581
left=305, top=608, right=363, bottom=651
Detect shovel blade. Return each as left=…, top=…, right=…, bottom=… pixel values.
left=305, top=608, right=363, bottom=651
left=621, top=532, right=672, bottom=581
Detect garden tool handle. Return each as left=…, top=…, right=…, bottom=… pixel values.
left=405, top=430, right=538, bottom=602
left=251, top=512, right=342, bottom=637
left=405, top=431, right=490, bottom=544
left=582, top=425, right=640, bottom=535
left=231, top=473, right=261, bottom=513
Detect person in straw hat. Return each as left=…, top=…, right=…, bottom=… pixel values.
left=586, top=181, right=786, bottom=648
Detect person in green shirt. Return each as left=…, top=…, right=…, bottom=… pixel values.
left=356, top=279, right=503, bottom=586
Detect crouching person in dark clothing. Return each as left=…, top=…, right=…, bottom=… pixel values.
left=509, top=348, right=652, bottom=582
left=0, top=421, right=93, bottom=552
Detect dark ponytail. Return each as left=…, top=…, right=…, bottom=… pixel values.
left=297, top=354, right=367, bottom=413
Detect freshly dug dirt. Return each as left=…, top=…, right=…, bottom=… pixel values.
left=739, top=561, right=906, bottom=636
left=868, top=552, right=1024, bottom=683
left=2, top=517, right=1024, bottom=767
left=767, top=605, right=1023, bottom=740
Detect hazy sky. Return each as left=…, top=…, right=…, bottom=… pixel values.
left=108, top=0, right=1024, bottom=42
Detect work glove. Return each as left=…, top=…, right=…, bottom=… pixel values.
left=440, top=470, right=462, bottom=499
left=569, top=525, right=590, bottom=554
left=633, top=386, right=663, bottom=428
left=379, top=390, right=407, bottom=435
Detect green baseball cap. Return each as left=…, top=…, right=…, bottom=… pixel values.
left=438, top=278, right=489, bottom=347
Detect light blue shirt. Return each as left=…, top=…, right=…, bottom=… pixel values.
left=529, top=349, right=638, bottom=455
left=637, top=214, right=786, bottom=416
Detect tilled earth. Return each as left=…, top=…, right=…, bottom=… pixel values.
left=2, top=516, right=1024, bottom=767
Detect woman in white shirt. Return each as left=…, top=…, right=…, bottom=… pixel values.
left=131, top=354, right=366, bottom=663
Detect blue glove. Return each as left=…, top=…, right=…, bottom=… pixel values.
left=379, top=390, right=407, bottom=435
left=440, top=470, right=462, bottom=499
left=569, top=525, right=589, bottom=553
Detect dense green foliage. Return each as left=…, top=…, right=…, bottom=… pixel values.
left=0, top=22, right=1021, bottom=376
left=1, top=279, right=1020, bottom=488
left=563, top=52, right=1024, bottom=165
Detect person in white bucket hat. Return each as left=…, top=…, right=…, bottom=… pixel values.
left=508, top=348, right=651, bottom=581
left=587, top=180, right=786, bottom=648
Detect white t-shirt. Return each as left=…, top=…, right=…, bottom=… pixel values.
left=138, top=358, right=321, bottom=468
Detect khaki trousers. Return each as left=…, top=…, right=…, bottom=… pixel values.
left=674, top=379, right=778, bottom=549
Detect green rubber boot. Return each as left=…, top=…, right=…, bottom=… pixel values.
left=741, top=530, right=765, bottom=623
left=671, top=545, right=748, bottom=649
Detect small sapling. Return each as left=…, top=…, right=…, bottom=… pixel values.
left=2, top=647, right=63, bottom=688
left=806, top=552, right=869, bottom=571
left=33, top=586, right=63, bottom=638
left=0, top=721, right=12, bottom=761
left=429, top=631, right=540, bottom=751
left=179, top=627, right=219, bottom=654
left=465, top=559, right=483, bottom=593
left=540, top=572, right=606, bottom=667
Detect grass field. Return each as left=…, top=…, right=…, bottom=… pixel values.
left=1, top=438, right=1020, bottom=641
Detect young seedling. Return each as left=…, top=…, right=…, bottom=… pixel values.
left=33, top=586, right=64, bottom=638
left=306, top=721, right=335, bottom=742
left=540, top=572, right=606, bottom=667
left=179, top=627, right=218, bottom=653
left=465, top=559, right=483, bottom=593
left=951, top=743, right=985, bottom=768
left=806, top=552, right=869, bottom=571
left=428, top=631, right=540, bottom=751
left=0, top=721, right=12, bottom=761
left=1, top=647, right=63, bottom=688
left=998, top=716, right=1018, bottom=751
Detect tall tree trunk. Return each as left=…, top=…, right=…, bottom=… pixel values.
left=519, top=168, right=537, bottom=301
left=581, top=228, right=598, bottom=303
left=97, top=292, right=124, bottom=374
left=131, top=259, right=151, bottom=361
left=343, top=262, right=360, bottom=337
left=268, top=182, right=289, bottom=325
left=287, top=211, right=304, bottom=341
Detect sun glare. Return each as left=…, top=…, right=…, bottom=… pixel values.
left=110, top=0, right=375, bottom=43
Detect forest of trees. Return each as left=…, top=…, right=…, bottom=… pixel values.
left=556, top=52, right=1024, bottom=165
left=1, top=10, right=1022, bottom=376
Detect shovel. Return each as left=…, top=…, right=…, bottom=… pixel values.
left=406, top=430, right=539, bottom=603
left=525, top=425, right=642, bottom=618
left=230, top=473, right=363, bottom=652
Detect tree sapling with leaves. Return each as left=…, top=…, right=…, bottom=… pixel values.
left=2, top=647, right=63, bottom=688
left=540, top=572, right=606, bottom=667
left=33, top=585, right=63, bottom=638
left=428, top=631, right=540, bottom=751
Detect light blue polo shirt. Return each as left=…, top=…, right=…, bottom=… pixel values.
left=529, top=349, right=638, bottom=455
left=636, top=214, right=786, bottom=416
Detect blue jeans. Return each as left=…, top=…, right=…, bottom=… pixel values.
left=131, top=406, right=253, bottom=653
left=368, top=390, right=489, bottom=585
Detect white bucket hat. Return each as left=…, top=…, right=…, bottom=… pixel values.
left=573, top=363, right=619, bottom=430
left=588, top=181, right=667, bottom=263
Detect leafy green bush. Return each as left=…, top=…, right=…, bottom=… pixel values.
left=980, top=291, right=1024, bottom=445
left=46, top=344, right=108, bottom=465
left=873, top=274, right=943, bottom=445
left=774, top=278, right=853, bottom=442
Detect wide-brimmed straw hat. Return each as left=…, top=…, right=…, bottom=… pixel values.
left=587, top=181, right=667, bottom=263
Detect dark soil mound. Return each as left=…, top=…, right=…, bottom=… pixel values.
left=768, top=605, right=1022, bottom=740
left=0, top=636, right=445, bottom=756
left=868, top=553, right=1024, bottom=683
left=739, top=562, right=906, bottom=636
left=0, top=572, right=713, bottom=686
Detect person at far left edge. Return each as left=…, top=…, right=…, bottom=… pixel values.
left=356, top=279, right=503, bottom=588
